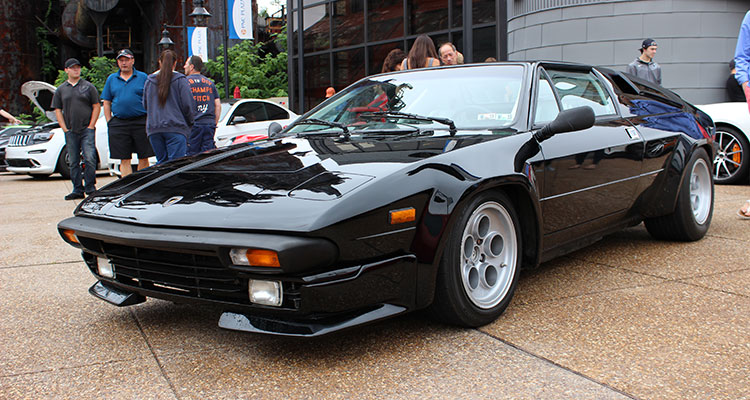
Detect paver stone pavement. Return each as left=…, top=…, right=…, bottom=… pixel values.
left=0, top=172, right=748, bottom=399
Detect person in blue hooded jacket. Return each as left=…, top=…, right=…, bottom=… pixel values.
left=734, top=11, right=750, bottom=217
left=142, top=49, right=196, bottom=164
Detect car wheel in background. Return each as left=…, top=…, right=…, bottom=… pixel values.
left=430, top=191, right=521, bottom=327
left=57, top=146, right=70, bottom=179
left=645, top=148, right=713, bottom=241
left=712, top=126, right=749, bottom=184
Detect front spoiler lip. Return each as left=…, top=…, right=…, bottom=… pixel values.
left=88, top=280, right=407, bottom=337
left=89, top=281, right=146, bottom=306
left=218, top=304, right=407, bottom=337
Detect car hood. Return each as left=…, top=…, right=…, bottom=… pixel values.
left=77, top=134, right=500, bottom=231
left=21, top=81, right=57, bottom=122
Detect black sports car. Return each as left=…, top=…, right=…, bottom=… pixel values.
left=59, top=62, right=715, bottom=337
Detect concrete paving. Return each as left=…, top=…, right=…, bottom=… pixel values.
left=0, top=171, right=748, bottom=399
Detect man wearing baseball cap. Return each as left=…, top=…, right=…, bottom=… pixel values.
left=52, top=58, right=101, bottom=200
left=101, top=49, right=154, bottom=176
left=626, top=38, right=662, bottom=85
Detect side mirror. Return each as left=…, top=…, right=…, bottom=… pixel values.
left=231, top=116, right=247, bottom=125
left=534, top=106, right=595, bottom=143
left=268, top=122, right=283, bottom=138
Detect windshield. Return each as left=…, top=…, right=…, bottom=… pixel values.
left=219, top=103, right=232, bottom=122
left=288, top=65, right=525, bottom=135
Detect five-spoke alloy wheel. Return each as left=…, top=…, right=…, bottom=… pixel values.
left=430, top=191, right=521, bottom=327
left=712, top=126, right=749, bottom=184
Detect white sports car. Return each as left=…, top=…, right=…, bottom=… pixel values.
left=214, top=99, right=298, bottom=147
left=698, top=102, right=750, bottom=184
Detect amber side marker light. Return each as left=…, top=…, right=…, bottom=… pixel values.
left=62, top=229, right=80, bottom=244
left=230, top=248, right=281, bottom=267
left=389, top=207, right=416, bottom=224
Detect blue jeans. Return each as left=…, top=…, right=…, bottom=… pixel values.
left=65, top=128, right=97, bottom=194
left=187, top=124, right=216, bottom=156
left=148, top=132, right=187, bottom=164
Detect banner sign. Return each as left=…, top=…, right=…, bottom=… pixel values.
left=187, top=27, right=208, bottom=61
left=227, top=0, right=253, bottom=40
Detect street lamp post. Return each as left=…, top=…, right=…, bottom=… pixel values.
left=158, top=0, right=229, bottom=99
left=158, top=0, right=211, bottom=58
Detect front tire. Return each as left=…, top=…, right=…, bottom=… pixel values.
left=430, top=191, right=522, bottom=327
left=645, top=148, right=713, bottom=241
left=57, top=146, right=71, bottom=180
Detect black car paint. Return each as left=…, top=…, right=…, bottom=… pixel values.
left=58, top=62, right=714, bottom=336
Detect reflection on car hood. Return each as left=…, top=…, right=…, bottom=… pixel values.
left=78, top=134, right=497, bottom=231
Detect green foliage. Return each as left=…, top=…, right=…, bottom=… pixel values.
left=204, top=29, right=288, bottom=99
left=36, top=0, right=58, bottom=81
left=55, top=57, right=118, bottom=92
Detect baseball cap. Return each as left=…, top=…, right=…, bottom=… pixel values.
left=116, top=49, right=134, bottom=59
left=641, top=39, right=657, bottom=49
left=325, top=87, right=335, bottom=98
left=64, top=58, right=81, bottom=68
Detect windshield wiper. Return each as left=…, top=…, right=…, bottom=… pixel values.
left=360, top=111, right=457, bottom=136
left=296, top=118, right=349, bottom=135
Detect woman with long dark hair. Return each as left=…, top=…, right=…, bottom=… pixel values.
left=401, top=35, right=439, bottom=70
left=142, top=49, right=195, bottom=163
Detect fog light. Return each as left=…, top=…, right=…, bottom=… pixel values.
left=97, top=257, right=115, bottom=278
left=248, top=280, right=282, bottom=306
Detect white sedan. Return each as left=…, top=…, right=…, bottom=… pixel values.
left=214, top=99, right=298, bottom=147
left=698, top=102, right=750, bottom=184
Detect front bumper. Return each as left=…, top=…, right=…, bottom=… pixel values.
left=59, top=216, right=419, bottom=336
left=5, top=143, right=58, bottom=174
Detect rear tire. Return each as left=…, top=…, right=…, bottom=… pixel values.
left=429, top=191, right=521, bottom=327
left=645, top=148, right=713, bottom=241
left=712, top=126, right=749, bottom=184
left=57, top=146, right=71, bottom=180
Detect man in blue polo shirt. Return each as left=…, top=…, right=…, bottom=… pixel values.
left=101, top=49, right=154, bottom=176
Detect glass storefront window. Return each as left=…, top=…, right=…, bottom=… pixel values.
left=452, top=31, right=464, bottom=60
left=367, top=0, right=404, bottom=41
left=332, top=0, right=365, bottom=48
left=452, top=0, right=462, bottom=28
left=407, top=0, right=448, bottom=35
left=304, top=54, right=331, bottom=111
left=472, top=26, right=496, bottom=63
left=303, top=4, right=330, bottom=53
left=292, top=10, right=299, bottom=55
left=334, top=48, right=366, bottom=87
left=289, top=0, right=505, bottom=118
left=472, top=0, right=494, bottom=25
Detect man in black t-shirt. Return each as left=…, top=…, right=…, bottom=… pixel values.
left=184, top=56, right=220, bottom=155
left=52, top=58, right=101, bottom=200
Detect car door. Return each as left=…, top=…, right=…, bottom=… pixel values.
left=214, top=101, right=270, bottom=147
left=532, top=65, right=645, bottom=244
